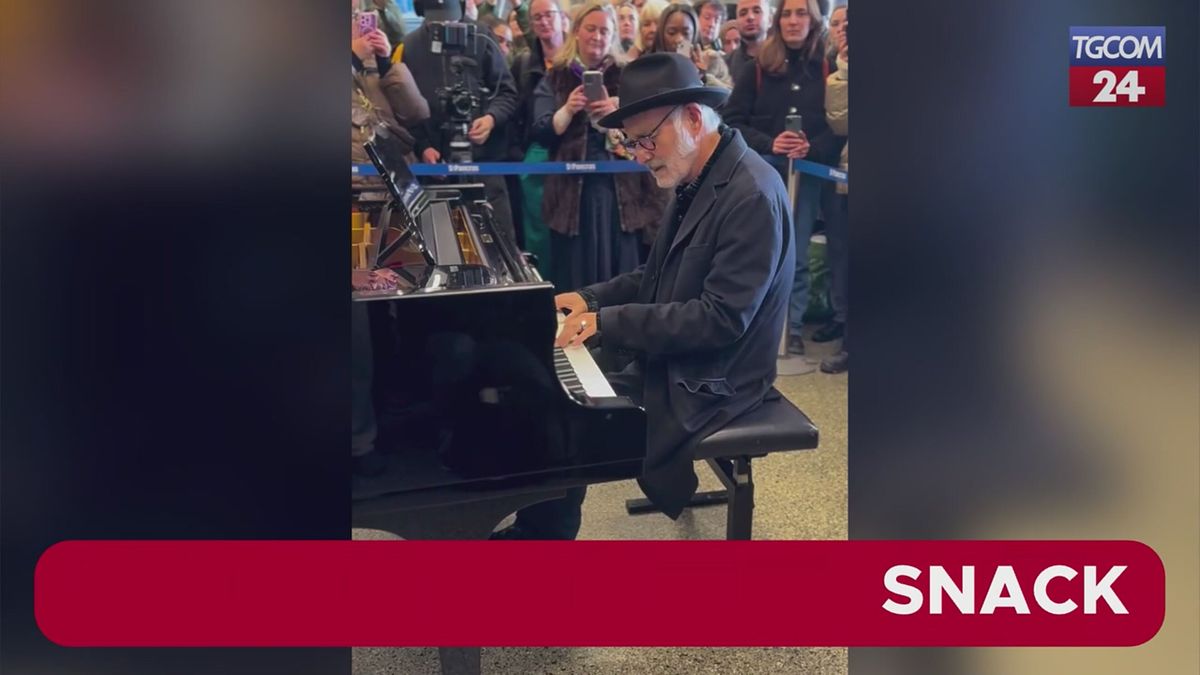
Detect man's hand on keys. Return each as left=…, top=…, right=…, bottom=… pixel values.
left=556, top=311, right=597, bottom=349
left=555, top=292, right=588, bottom=316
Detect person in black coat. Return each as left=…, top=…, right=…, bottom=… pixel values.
left=723, top=0, right=840, bottom=355
left=402, top=10, right=519, bottom=165
left=727, top=0, right=772, bottom=75
left=492, top=53, right=794, bottom=539
left=509, top=0, right=567, bottom=154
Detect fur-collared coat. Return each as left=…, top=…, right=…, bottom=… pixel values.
left=530, top=62, right=670, bottom=240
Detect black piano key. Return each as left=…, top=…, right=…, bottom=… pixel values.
left=552, top=347, right=596, bottom=399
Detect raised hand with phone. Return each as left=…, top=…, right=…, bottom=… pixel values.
left=645, top=4, right=733, bottom=89
left=352, top=10, right=392, bottom=63
left=355, top=9, right=379, bottom=37
left=830, top=5, right=848, bottom=60
left=583, top=70, right=618, bottom=120
left=351, top=4, right=430, bottom=172
left=549, top=4, right=621, bottom=135
left=721, top=0, right=843, bottom=355
left=564, top=85, right=591, bottom=114
left=527, top=0, right=667, bottom=298
left=772, top=114, right=809, bottom=159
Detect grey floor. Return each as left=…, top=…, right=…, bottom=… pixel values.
left=353, top=334, right=848, bottom=674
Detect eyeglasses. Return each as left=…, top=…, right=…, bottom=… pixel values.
left=531, top=10, right=561, bottom=22
left=618, top=106, right=679, bottom=153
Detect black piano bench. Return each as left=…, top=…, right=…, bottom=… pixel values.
left=625, top=389, right=819, bottom=540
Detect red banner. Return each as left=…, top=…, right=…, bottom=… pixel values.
left=35, top=540, right=1164, bottom=647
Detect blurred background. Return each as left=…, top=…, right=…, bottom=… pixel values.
left=851, top=0, right=1197, bottom=673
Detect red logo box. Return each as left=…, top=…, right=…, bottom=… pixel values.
left=1069, top=66, right=1165, bottom=106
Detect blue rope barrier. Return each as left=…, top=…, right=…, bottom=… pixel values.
left=792, top=159, right=848, bottom=184
left=353, top=161, right=645, bottom=177
left=353, top=158, right=848, bottom=184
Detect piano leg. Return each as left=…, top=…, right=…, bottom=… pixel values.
left=437, top=647, right=481, bottom=675
left=352, top=490, right=572, bottom=675
left=352, top=490, right=570, bottom=541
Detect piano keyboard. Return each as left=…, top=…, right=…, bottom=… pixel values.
left=555, top=314, right=617, bottom=399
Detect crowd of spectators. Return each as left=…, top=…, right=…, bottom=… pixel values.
left=352, top=0, right=850, bottom=371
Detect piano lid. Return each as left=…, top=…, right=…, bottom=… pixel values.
left=363, top=139, right=433, bottom=268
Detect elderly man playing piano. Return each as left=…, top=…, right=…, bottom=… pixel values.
left=491, top=52, right=795, bottom=540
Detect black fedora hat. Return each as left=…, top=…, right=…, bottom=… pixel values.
left=597, top=52, right=730, bottom=129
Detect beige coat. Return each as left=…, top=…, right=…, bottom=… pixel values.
left=352, top=61, right=430, bottom=166
left=825, top=54, right=848, bottom=193
left=699, top=47, right=733, bottom=89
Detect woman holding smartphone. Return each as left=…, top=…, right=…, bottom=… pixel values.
left=530, top=1, right=668, bottom=289
left=723, top=0, right=841, bottom=355
left=646, top=3, right=732, bottom=89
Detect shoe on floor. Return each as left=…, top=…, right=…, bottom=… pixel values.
left=812, top=321, right=844, bottom=343
left=787, top=334, right=805, bottom=355
left=489, top=524, right=537, bottom=540
left=820, top=351, right=848, bottom=374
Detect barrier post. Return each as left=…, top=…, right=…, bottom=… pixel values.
left=777, top=160, right=817, bottom=376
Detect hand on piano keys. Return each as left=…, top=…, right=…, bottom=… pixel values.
left=554, top=296, right=597, bottom=349
left=555, top=313, right=616, bottom=399
left=554, top=292, right=589, bottom=316
left=556, top=312, right=598, bottom=349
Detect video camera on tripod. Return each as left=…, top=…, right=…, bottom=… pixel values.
left=428, top=21, right=491, bottom=163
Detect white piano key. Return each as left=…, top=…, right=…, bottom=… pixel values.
left=555, top=313, right=617, bottom=398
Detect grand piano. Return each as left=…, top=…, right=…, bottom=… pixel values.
left=351, top=142, right=648, bottom=542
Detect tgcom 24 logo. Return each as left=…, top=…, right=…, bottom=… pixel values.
left=1069, top=26, right=1165, bottom=106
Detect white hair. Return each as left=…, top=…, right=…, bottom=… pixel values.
left=693, top=104, right=722, bottom=132
left=669, top=103, right=722, bottom=153
left=642, top=102, right=724, bottom=188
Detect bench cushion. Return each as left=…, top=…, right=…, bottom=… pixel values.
left=693, top=389, right=819, bottom=460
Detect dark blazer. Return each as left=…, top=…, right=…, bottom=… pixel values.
left=508, top=39, right=550, bottom=158
left=723, top=49, right=841, bottom=166
left=726, top=43, right=755, bottom=82
left=585, top=129, right=795, bottom=516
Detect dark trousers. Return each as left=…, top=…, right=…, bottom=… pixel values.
left=351, top=302, right=376, bottom=458
left=823, top=188, right=849, bottom=325
left=788, top=178, right=821, bottom=336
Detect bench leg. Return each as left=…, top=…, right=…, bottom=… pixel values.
left=721, top=456, right=754, bottom=540
left=624, top=456, right=756, bottom=540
